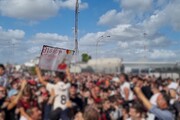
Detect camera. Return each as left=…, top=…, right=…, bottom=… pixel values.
left=130, top=83, right=135, bottom=91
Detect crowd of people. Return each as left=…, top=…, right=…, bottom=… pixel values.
left=0, top=63, right=180, bottom=120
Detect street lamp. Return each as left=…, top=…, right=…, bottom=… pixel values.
left=95, top=35, right=110, bottom=72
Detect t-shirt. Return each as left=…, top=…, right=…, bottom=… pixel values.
left=148, top=93, right=160, bottom=120
left=46, top=82, right=71, bottom=110
left=0, top=74, right=8, bottom=87
left=150, top=93, right=160, bottom=106
left=119, top=82, right=134, bottom=101
left=168, top=82, right=178, bottom=89
left=70, top=96, right=83, bottom=111
left=149, top=106, right=173, bottom=120
left=19, top=116, right=27, bottom=120
left=5, top=107, right=19, bottom=120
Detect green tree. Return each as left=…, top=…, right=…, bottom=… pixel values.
left=81, top=53, right=91, bottom=63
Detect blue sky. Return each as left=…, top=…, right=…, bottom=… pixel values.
left=0, top=0, right=180, bottom=64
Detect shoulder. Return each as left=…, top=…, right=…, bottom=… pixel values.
left=150, top=106, right=173, bottom=119
left=123, top=82, right=130, bottom=88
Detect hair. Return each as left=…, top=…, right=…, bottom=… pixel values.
left=131, top=102, right=145, bottom=116
left=120, top=73, right=129, bottom=82
left=131, top=75, right=139, bottom=80
left=0, top=64, right=5, bottom=71
left=160, top=91, right=170, bottom=106
left=55, top=71, right=66, bottom=81
left=83, top=106, right=100, bottom=120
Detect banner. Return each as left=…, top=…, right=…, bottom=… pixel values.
left=39, top=45, right=75, bottom=71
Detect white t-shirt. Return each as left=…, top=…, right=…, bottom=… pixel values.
left=150, top=93, right=160, bottom=106
left=148, top=93, right=160, bottom=120
left=168, top=82, right=178, bottom=89
left=119, top=82, right=134, bottom=101
left=19, top=116, right=27, bottom=120
left=46, top=82, right=71, bottom=110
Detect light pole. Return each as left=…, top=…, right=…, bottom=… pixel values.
left=95, top=35, right=110, bottom=72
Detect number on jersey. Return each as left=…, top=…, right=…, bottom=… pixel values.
left=60, top=95, right=67, bottom=105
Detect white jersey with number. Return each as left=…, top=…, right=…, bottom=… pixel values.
left=46, top=82, right=71, bottom=110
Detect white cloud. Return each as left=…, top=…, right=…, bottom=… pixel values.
left=142, top=0, right=180, bottom=33
left=33, top=33, right=69, bottom=42
left=28, top=32, right=72, bottom=53
left=98, top=0, right=153, bottom=27
left=120, top=0, right=152, bottom=12
left=79, top=22, right=179, bottom=61
left=0, top=26, right=25, bottom=63
left=150, top=49, right=176, bottom=59
left=118, top=41, right=128, bottom=48
left=58, top=0, right=88, bottom=10
left=0, top=27, right=75, bottom=63
left=0, top=0, right=59, bottom=20
left=98, top=9, right=133, bottom=26
left=0, top=26, right=25, bottom=42
left=0, top=0, right=88, bottom=20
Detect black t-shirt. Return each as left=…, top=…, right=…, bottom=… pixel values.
left=70, top=95, right=83, bottom=112
left=4, top=107, right=19, bottom=120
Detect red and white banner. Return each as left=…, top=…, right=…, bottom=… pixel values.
left=39, top=45, right=75, bottom=71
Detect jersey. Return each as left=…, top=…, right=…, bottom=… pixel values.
left=46, top=82, right=71, bottom=110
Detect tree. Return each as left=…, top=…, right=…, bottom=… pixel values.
left=81, top=53, right=91, bottom=63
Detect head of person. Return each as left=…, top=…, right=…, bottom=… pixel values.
left=83, top=106, right=100, bottom=120
left=54, top=71, right=66, bottom=83
left=156, top=92, right=170, bottom=110
left=102, top=99, right=111, bottom=111
left=150, top=82, right=160, bottom=94
left=137, top=77, right=144, bottom=88
left=10, top=79, right=19, bottom=90
left=94, top=86, right=100, bottom=96
left=27, top=107, right=42, bottom=120
left=131, top=75, right=139, bottom=84
left=38, top=86, right=49, bottom=101
left=0, top=86, right=6, bottom=99
left=0, top=64, right=5, bottom=76
left=70, top=84, right=78, bottom=96
left=119, top=73, right=128, bottom=84
left=129, top=103, right=144, bottom=120
left=167, top=78, right=173, bottom=84
left=168, top=89, right=177, bottom=99
left=22, top=88, right=31, bottom=102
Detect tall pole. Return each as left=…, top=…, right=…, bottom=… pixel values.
left=95, top=35, right=110, bottom=72
left=74, top=0, right=79, bottom=55
left=143, top=33, right=147, bottom=61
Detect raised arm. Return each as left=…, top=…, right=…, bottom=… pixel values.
left=7, top=80, right=27, bottom=110
left=65, top=66, right=72, bottom=83
left=134, top=86, right=152, bottom=110
left=35, top=66, right=47, bottom=86
left=124, top=87, right=130, bottom=101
